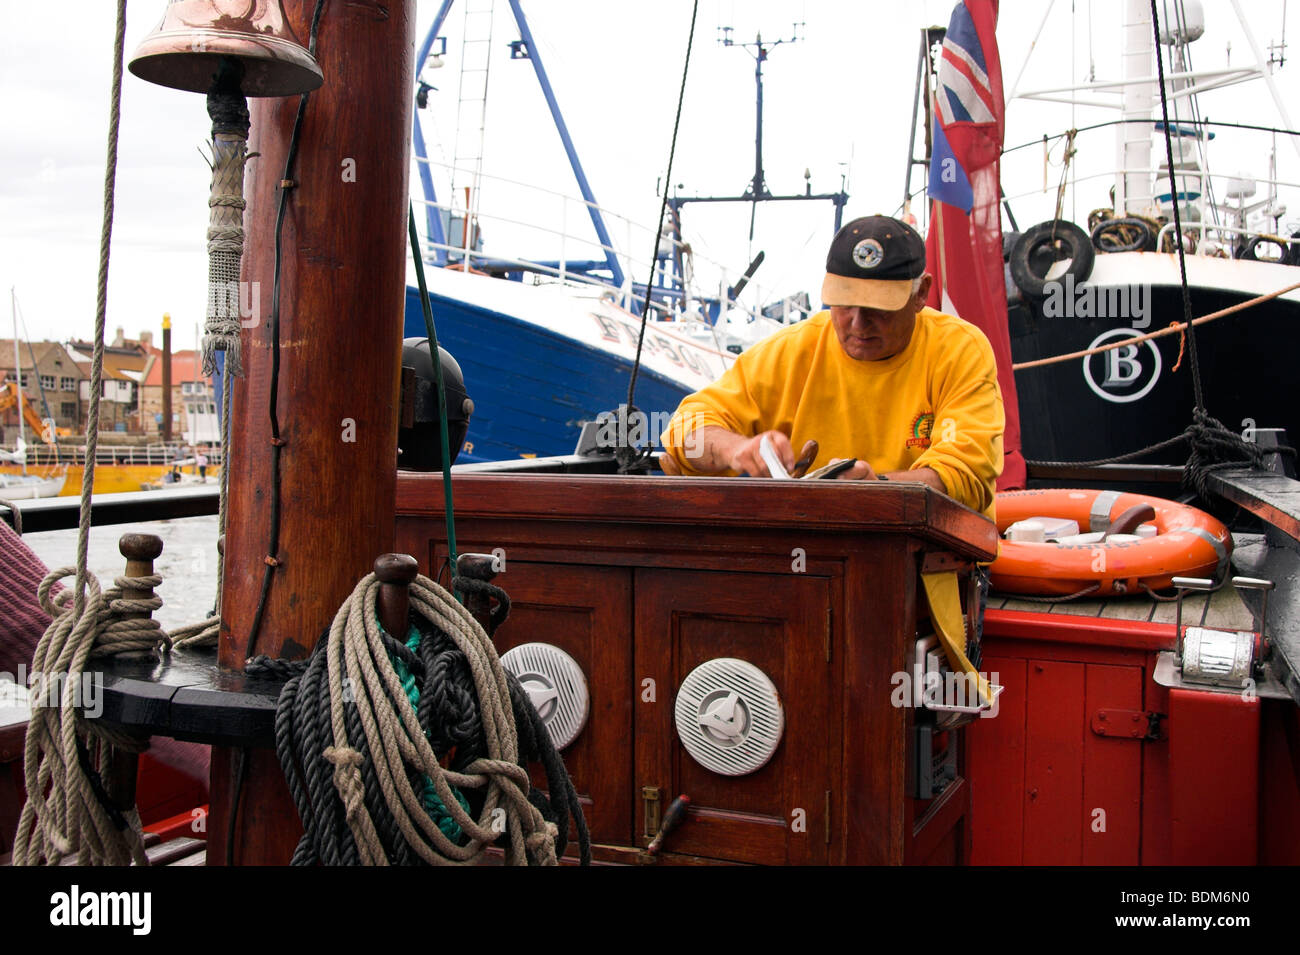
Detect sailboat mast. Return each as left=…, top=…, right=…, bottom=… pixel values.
left=10, top=286, right=26, bottom=475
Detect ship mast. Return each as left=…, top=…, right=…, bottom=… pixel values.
left=1118, top=0, right=1155, bottom=215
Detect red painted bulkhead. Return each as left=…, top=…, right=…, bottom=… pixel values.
left=968, top=608, right=1300, bottom=865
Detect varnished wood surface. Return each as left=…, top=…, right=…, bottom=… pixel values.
left=397, top=472, right=1000, bottom=561
left=210, top=0, right=417, bottom=866
left=1206, top=468, right=1300, bottom=543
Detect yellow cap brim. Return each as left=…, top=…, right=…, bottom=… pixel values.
left=821, top=274, right=913, bottom=311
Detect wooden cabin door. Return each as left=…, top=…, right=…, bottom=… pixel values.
left=633, top=568, right=833, bottom=865
left=485, top=561, right=635, bottom=855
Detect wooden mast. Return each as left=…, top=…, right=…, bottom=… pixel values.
left=208, top=0, right=416, bottom=865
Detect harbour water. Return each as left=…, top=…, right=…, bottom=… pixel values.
left=23, top=515, right=220, bottom=633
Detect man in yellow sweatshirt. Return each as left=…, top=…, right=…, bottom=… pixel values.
left=660, top=215, right=1005, bottom=518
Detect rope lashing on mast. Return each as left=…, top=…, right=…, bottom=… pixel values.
left=268, top=572, right=589, bottom=865
left=200, top=61, right=251, bottom=380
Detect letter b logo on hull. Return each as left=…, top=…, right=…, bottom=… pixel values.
left=1082, top=329, right=1162, bottom=403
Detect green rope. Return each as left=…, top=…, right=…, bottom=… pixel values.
left=387, top=621, right=470, bottom=842
left=408, top=205, right=459, bottom=599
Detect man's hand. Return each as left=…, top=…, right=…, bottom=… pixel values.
left=826, top=457, right=877, bottom=481
left=825, top=459, right=947, bottom=492
left=729, top=430, right=795, bottom=477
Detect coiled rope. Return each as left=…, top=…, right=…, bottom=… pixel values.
left=270, top=572, right=589, bottom=866
left=13, top=562, right=163, bottom=865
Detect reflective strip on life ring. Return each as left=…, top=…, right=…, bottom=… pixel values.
left=989, top=488, right=1231, bottom=597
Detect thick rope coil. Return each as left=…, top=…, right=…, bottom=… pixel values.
left=169, top=615, right=220, bottom=650
left=14, top=565, right=156, bottom=866
left=273, top=572, right=586, bottom=866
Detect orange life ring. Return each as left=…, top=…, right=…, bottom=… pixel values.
left=989, top=488, right=1231, bottom=597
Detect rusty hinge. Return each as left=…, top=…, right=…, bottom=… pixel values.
left=1091, top=708, right=1164, bottom=740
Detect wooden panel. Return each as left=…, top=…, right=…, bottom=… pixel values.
left=1168, top=689, right=1259, bottom=865
left=397, top=472, right=999, bottom=561
left=842, top=539, right=915, bottom=864
left=635, top=569, right=830, bottom=865
left=909, top=776, right=969, bottom=865
left=1023, top=661, right=1085, bottom=864
left=1259, top=700, right=1300, bottom=865
left=1081, top=664, right=1142, bottom=865
left=485, top=560, right=634, bottom=852
left=1140, top=670, right=1172, bottom=864
left=1205, top=469, right=1300, bottom=544
left=968, top=656, right=1026, bottom=864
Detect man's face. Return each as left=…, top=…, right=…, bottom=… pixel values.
left=829, top=274, right=930, bottom=361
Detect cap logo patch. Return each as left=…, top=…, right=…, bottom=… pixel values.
left=852, top=238, right=884, bottom=270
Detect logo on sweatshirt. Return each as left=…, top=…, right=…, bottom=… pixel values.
left=907, top=411, right=934, bottom=448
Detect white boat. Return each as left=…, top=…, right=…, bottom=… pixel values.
left=403, top=2, right=822, bottom=463
left=992, top=0, right=1300, bottom=463
left=0, top=472, right=66, bottom=499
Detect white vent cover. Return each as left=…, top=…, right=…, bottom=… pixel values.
left=501, top=643, right=590, bottom=750
left=674, top=658, right=784, bottom=776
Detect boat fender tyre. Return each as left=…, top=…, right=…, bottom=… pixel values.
left=1090, top=216, right=1156, bottom=253
left=1086, top=207, right=1114, bottom=233
left=1237, top=235, right=1292, bottom=264
left=1008, top=220, right=1094, bottom=300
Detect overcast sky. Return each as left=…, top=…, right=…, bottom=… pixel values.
left=1, top=0, right=1296, bottom=348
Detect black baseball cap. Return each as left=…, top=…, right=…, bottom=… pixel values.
left=822, top=215, right=927, bottom=311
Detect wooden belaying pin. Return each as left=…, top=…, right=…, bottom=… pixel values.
left=375, top=553, right=419, bottom=639
left=118, top=533, right=163, bottom=620
left=104, top=533, right=164, bottom=814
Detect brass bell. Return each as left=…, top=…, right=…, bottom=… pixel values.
left=128, top=0, right=323, bottom=97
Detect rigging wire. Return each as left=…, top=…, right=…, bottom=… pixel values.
left=1150, top=0, right=1205, bottom=412
left=618, top=0, right=700, bottom=473
left=74, top=0, right=127, bottom=619
left=1002, top=116, right=1300, bottom=157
